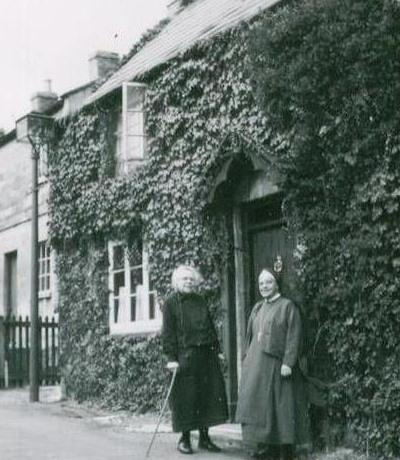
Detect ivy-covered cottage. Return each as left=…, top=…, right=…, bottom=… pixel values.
left=49, top=0, right=299, bottom=416
left=47, top=0, right=400, bottom=456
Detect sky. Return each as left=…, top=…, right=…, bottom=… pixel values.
left=0, top=0, right=170, bottom=132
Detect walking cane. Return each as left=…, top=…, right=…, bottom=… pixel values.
left=145, top=366, right=178, bottom=458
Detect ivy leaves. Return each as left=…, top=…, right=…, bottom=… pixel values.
left=249, top=0, right=400, bottom=455
left=48, top=22, right=271, bottom=413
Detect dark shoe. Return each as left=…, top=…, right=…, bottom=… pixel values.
left=177, top=437, right=193, bottom=455
left=198, top=436, right=222, bottom=452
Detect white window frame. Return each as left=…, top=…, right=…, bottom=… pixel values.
left=38, top=240, right=51, bottom=298
left=116, top=81, right=147, bottom=173
left=108, top=241, right=161, bottom=335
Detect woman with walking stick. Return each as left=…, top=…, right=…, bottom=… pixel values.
left=162, top=265, right=228, bottom=454
left=236, top=268, right=310, bottom=460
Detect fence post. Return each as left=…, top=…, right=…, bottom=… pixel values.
left=0, top=316, right=5, bottom=388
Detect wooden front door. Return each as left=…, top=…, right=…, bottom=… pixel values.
left=246, top=195, right=297, bottom=319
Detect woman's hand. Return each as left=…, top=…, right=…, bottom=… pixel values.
left=281, top=364, right=292, bottom=377
left=218, top=353, right=225, bottom=361
left=166, top=361, right=179, bottom=371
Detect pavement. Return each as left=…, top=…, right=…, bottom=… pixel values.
left=0, top=386, right=363, bottom=460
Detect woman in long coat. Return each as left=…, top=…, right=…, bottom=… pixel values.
left=162, top=265, right=228, bottom=455
left=236, top=268, right=309, bottom=460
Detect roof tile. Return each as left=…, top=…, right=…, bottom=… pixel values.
left=88, top=0, right=279, bottom=104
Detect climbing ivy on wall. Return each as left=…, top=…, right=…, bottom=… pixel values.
left=248, top=0, right=400, bottom=457
left=48, top=21, right=271, bottom=411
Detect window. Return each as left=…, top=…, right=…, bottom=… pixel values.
left=115, top=82, right=147, bottom=173
left=108, top=240, right=161, bottom=334
left=38, top=241, right=51, bottom=297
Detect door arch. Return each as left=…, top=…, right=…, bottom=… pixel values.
left=211, top=152, right=297, bottom=419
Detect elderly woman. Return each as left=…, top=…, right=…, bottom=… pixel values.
left=236, top=268, right=309, bottom=460
left=162, top=265, right=228, bottom=455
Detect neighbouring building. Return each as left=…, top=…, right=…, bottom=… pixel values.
left=0, top=51, right=120, bottom=321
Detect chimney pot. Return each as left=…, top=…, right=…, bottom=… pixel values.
left=89, top=51, right=120, bottom=81
left=44, top=79, right=52, bottom=92
left=30, top=80, right=58, bottom=113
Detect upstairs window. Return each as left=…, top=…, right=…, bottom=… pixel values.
left=108, top=240, right=160, bottom=335
left=115, top=82, right=147, bottom=173
left=38, top=240, right=51, bottom=297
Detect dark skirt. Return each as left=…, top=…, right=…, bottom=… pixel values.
left=236, top=343, right=310, bottom=447
left=170, top=345, right=228, bottom=432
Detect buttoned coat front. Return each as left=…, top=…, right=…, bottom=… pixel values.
left=245, top=297, right=302, bottom=368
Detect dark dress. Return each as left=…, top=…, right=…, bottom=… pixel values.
left=235, top=296, right=310, bottom=448
left=162, top=291, right=228, bottom=432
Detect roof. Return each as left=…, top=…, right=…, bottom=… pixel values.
left=54, top=81, right=94, bottom=120
left=88, top=0, right=279, bottom=104
left=0, top=129, right=16, bottom=148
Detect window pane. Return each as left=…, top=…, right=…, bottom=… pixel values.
left=112, top=245, right=124, bottom=269
left=127, top=86, right=145, bottom=111
left=149, top=276, right=155, bottom=292
left=130, top=296, right=136, bottom=321
left=114, top=298, right=119, bottom=323
left=126, top=135, right=145, bottom=159
left=127, top=111, right=144, bottom=135
left=38, top=241, right=51, bottom=293
left=130, top=268, right=143, bottom=293
left=127, top=241, right=142, bottom=267
left=113, top=271, right=125, bottom=295
left=149, top=293, right=156, bottom=320
left=126, top=136, right=143, bottom=159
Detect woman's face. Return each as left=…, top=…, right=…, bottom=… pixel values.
left=177, top=269, right=197, bottom=293
left=258, top=271, right=279, bottom=299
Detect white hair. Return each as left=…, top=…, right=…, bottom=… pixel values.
left=171, top=265, right=203, bottom=291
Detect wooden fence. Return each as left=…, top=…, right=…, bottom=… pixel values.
left=0, top=315, right=60, bottom=388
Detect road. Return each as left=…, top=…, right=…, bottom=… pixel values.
left=0, top=390, right=244, bottom=460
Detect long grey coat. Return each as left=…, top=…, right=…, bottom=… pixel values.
left=236, top=296, right=310, bottom=446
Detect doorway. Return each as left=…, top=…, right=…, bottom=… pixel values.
left=229, top=194, right=297, bottom=418
left=211, top=153, right=297, bottom=419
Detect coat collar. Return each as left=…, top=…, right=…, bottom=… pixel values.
left=264, top=293, right=281, bottom=304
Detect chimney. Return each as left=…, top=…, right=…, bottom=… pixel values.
left=30, top=79, right=58, bottom=113
left=89, top=51, right=120, bottom=81
left=167, top=0, right=183, bottom=17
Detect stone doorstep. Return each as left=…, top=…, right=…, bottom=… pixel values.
left=90, top=413, right=242, bottom=448
left=204, top=424, right=242, bottom=448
